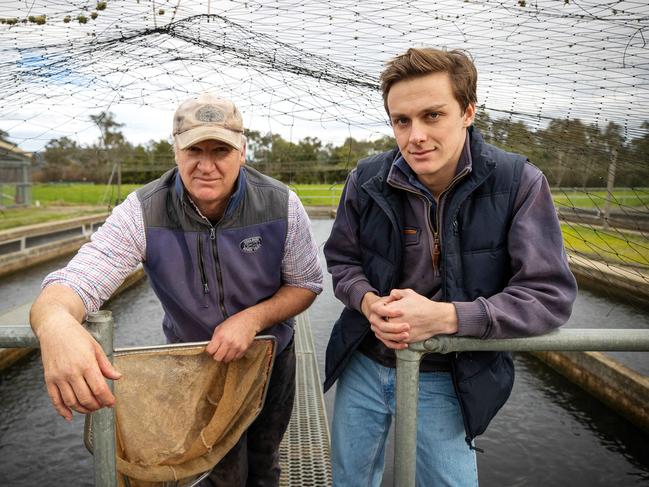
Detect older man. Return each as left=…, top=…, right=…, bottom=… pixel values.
left=30, top=93, right=323, bottom=486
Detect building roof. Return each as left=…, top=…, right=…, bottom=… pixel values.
left=0, top=140, right=32, bottom=167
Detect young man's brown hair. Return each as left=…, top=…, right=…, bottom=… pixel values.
left=379, top=47, right=478, bottom=115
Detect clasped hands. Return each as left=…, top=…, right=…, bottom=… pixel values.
left=361, top=289, right=459, bottom=350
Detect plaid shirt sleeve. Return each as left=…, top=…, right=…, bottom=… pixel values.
left=282, top=190, right=323, bottom=294
left=42, top=192, right=146, bottom=313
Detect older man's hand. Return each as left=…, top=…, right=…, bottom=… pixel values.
left=206, top=310, right=261, bottom=363
left=31, top=284, right=121, bottom=422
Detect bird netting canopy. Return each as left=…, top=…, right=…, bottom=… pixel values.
left=0, top=0, right=647, bottom=150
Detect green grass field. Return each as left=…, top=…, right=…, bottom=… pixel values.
left=31, top=183, right=143, bottom=206
left=552, top=188, right=649, bottom=209
left=289, top=184, right=344, bottom=206
left=6, top=183, right=346, bottom=208
left=561, top=222, right=649, bottom=267
left=6, top=183, right=647, bottom=211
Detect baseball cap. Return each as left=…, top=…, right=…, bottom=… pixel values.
left=173, top=93, right=245, bottom=151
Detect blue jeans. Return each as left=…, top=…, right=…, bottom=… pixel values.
left=331, top=352, right=478, bottom=487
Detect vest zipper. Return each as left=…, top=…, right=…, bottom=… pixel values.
left=390, top=167, right=470, bottom=280
left=197, top=235, right=209, bottom=294
left=432, top=167, right=470, bottom=278
left=450, top=356, right=476, bottom=451
left=432, top=231, right=441, bottom=277
left=210, top=227, right=229, bottom=319
left=185, top=194, right=229, bottom=320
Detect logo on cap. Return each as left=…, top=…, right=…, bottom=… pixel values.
left=240, top=236, right=262, bottom=253
left=196, top=105, right=225, bottom=123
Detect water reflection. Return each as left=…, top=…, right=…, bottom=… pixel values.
left=478, top=354, right=649, bottom=486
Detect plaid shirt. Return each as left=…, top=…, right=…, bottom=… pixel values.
left=44, top=189, right=323, bottom=313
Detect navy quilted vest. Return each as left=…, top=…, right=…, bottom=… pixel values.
left=324, top=128, right=525, bottom=440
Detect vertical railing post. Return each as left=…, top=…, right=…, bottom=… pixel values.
left=394, top=347, right=423, bottom=487
left=86, top=310, right=117, bottom=487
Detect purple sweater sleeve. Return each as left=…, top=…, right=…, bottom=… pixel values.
left=323, top=170, right=378, bottom=312
left=454, top=163, right=577, bottom=338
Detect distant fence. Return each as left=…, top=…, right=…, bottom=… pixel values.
left=558, top=207, right=649, bottom=232
left=0, top=214, right=106, bottom=256
left=0, top=182, right=31, bottom=208
left=0, top=214, right=107, bottom=277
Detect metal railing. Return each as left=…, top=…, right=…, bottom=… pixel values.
left=0, top=214, right=107, bottom=255
left=394, top=328, right=649, bottom=487
left=0, top=312, right=117, bottom=486
left=3, top=323, right=649, bottom=486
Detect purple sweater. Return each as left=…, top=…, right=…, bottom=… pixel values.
left=327, top=135, right=577, bottom=366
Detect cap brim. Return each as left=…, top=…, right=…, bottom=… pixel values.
left=175, top=126, right=243, bottom=151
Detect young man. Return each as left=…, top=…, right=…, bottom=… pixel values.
left=323, top=48, right=577, bottom=486
left=30, top=93, right=323, bottom=486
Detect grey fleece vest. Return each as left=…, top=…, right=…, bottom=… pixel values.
left=136, top=166, right=293, bottom=352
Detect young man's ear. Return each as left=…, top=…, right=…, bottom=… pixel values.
left=463, top=104, right=476, bottom=127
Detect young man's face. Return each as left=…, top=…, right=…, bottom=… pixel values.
left=175, top=139, right=245, bottom=218
left=387, top=72, right=475, bottom=196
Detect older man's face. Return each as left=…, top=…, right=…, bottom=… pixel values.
left=175, top=139, right=245, bottom=219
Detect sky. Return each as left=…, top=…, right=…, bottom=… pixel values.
left=0, top=0, right=648, bottom=152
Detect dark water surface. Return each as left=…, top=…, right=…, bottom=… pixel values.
left=1, top=219, right=648, bottom=486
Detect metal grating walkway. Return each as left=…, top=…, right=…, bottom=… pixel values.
left=279, top=312, right=332, bottom=486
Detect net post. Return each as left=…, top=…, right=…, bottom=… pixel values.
left=86, top=310, right=117, bottom=487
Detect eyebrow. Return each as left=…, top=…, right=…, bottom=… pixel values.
left=390, top=104, right=447, bottom=119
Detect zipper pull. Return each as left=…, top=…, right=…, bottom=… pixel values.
left=210, top=228, right=216, bottom=240
left=453, top=219, right=459, bottom=235
left=466, top=437, right=484, bottom=453
left=432, top=234, right=441, bottom=277
left=469, top=444, right=484, bottom=454
left=203, top=282, right=209, bottom=294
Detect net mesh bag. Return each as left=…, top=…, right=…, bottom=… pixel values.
left=85, top=337, right=276, bottom=487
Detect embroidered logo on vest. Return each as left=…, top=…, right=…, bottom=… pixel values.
left=240, top=236, right=262, bottom=253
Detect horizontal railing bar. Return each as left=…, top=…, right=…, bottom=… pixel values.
left=395, top=328, right=649, bottom=487
left=0, top=214, right=107, bottom=243
left=410, top=328, right=649, bottom=354
left=4, top=327, right=649, bottom=353
left=0, top=325, right=39, bottom=348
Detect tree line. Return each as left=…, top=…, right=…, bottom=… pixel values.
left=473, top=112, right=648, bottom=188
left=28, top=110, right=649, bottom=187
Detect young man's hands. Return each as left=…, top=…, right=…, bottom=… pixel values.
left=362, top=289, right=458, bottom=350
